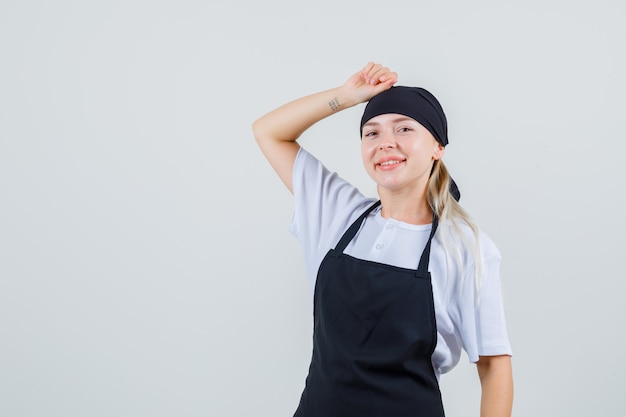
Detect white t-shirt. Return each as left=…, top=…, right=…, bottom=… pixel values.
left=289, top=148, right=512, bottom=378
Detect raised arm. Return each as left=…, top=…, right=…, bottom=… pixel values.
left=252, top=62, right=397, bottom=193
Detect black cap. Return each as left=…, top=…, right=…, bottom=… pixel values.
left=360, top=86, right=448, bottom=146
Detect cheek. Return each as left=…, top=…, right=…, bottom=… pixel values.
left=360, top=144, right=376, bottom=173
left=361, top=143, right=376, bottom=167
left=360, top=143, right=370, bottom=163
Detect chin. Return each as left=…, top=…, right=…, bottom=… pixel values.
left=376, top=180, right=405, bottom=192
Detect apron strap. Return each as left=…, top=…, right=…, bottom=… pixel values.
left=334, top=200, right=381, bottom=253
left=416, top=214, right=439, bottom=277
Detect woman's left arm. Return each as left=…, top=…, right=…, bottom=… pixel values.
left=476, top=355, right=514, bottom=417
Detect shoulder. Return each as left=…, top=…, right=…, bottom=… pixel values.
left=436, top=219, right=500, bottom=262
left=293, top=147, right=371, bottom=210
left=291, top=146, right=373, bottom=240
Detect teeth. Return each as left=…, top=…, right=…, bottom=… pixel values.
left=380, top=160, right=401, bottom=166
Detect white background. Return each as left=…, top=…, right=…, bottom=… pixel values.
left=1, top=0, right=624, bottom=416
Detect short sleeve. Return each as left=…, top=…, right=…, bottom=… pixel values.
left=290, top=148, right=372, bottom=290
left=449, top=232, right=512, bottom=363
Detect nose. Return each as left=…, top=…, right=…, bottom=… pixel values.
left=376, top=129, right=398, bottom=150
left=378, top=138, right=396, bottom=150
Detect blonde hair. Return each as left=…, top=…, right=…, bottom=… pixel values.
left=428, top=159, right=483, bottom=297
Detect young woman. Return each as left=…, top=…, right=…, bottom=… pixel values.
left=252, top=62, right=513, bottom=417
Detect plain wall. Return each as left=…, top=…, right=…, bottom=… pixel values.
left=1, top=0, right=624, bottom=416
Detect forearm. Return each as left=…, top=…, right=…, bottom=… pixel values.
left=252, top=85, right=356, bottom=145
left=477, top=355, right=514, bottom=417
left=252, top=62, right=396, bottom=146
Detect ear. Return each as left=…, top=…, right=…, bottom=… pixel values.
left=433, top=143, right=445, bottom=160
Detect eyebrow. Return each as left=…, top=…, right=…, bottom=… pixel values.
left=362, top=116, right=416, bottom=128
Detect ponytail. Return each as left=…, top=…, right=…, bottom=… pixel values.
left=428, top=160, right=483, bottom=297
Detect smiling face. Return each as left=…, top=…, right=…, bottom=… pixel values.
left=361, top=113, right=444, bottom=195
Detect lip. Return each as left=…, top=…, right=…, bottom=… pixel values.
left=375, top=156, right=407, bottom=171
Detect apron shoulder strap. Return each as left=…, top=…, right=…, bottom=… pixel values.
left=334, top=200, right=381, bottom=253
left=416, top=214, right=439, bottom=276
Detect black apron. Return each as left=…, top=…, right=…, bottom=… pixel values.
left=294, top=200, right=445, bottom=417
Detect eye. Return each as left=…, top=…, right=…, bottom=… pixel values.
left=398, top=126, right=413, bottom=133
left=363, top=130, right=378, bottom=138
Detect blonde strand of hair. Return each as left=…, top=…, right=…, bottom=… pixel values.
left=428, top=160, right=483, bottom=301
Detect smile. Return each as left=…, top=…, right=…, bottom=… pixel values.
left=380, top=160, right=403, bottom=166
left=376, top=158, right=406, bottom=170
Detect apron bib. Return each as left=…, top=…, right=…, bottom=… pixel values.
left=294, top=201, right=445, bottom=417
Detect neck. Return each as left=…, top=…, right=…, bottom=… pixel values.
left=378, top=186, right=433, bottom=225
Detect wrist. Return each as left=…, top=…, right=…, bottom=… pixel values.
left=328, top=86, right=359, bottom=112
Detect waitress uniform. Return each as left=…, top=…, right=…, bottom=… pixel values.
left=294, top=200, right=446, bottom=417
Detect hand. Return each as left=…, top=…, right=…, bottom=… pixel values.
left=342, top=62, right=398, bottom=105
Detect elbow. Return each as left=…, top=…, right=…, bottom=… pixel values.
left=252, top=117, right=271, bottom=146
left=251, top=119, right=262, bottom=143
